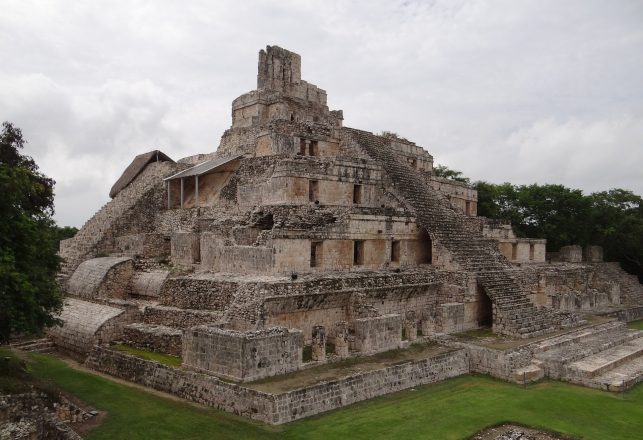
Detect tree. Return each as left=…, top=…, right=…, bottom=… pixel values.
left=432, top=164, right=470, bottom=184
left=0, top=122, right=63, bottom=343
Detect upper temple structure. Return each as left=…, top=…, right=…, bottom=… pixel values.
left=48, top=46, right=643, bottom=424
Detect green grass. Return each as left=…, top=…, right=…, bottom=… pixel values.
left=111, top=344, right=182, bottom=367
left=627, top=320, right=643, bottom=330
left=22, top=352, right=643, bottom=440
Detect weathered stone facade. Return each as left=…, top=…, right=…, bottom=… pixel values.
left=53, top=44, right=643, bottom=423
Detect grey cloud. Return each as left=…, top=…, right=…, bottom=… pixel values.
left=0, top=0, right=641, bottom=226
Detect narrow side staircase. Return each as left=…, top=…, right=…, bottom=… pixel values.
left=10, top=338, right=55, bottom=354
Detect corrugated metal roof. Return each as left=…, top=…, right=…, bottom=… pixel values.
left=163, top=155, right=242, bottom=181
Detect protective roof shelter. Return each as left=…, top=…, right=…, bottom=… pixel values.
left=163, top=155, right=242, bottom=208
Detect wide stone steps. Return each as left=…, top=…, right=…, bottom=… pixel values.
left=591, top=356, right=643, bottom=391
left=567, top=336, right=643, bottom=379
left=10, top=338, right=55, bottom=353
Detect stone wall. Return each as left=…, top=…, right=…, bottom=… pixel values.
left=271, top=348, right=468, bottom=424
left=158, top=275, right=238, bottom=310
left=613, top=306, right=643, bottom=322
left=123, top=323, right=183, bottom=356
left=85, top=347, right=277, bottom=423
left=66, top=257, right=133, bottom=300
left=171, top=232, right=201, bottom=265
left=85, top=345, right=468, bottom=424
left=142, top=305, right=223, bottom=328
left=201, top=240, right=274, bottom=274
left=114, top=233, right=170, bottom=258
left=351, top=314, right=402, bottom=354
left=131, top=271, right=169, bottom=298
left=182, top=326, right=303, bottom=382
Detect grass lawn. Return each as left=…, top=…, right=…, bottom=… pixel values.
left=20, top=352, right=643, bottom=440
left=111, top=344, right=182, bottom=367
left=627, top=319, right=643, bottom=330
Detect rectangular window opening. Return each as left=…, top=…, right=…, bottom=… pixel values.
left=391, top=240, right=401, bottom=263
left=309, top=140, right=319, bottom=156
left=511, top=243, right=518, bottom=260
left=299, top=139, right=307, bottom=156
left=353, top=184, right=362, bottom=204
left=309, top=180, right=318, bottom=203
left=354, top=240, right=364, bottom=266
left=529, top=244, right=535, bottom=261
left=311, top=241, right=322, bottom=268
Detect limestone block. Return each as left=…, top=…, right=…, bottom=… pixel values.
left=171, top=232, right=200, bottom=265
left=352, top=314, right=401, bottom=354
left=559, top=245, right=583, bottom=263
left=583, top=245, right=604, bottom=262
left=182, top=326, right=303, bottom=382
left=334, top=321, right=350, bottom=358
left=311, top=325, right=326, bottom=361
left=404, top=310, right=418, bottom=341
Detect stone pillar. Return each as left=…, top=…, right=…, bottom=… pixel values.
left=311, top=325, right=326, bottom=361
left=405, top=311, right=417, bottom=342
left=334, top=321, right=349, bottom=358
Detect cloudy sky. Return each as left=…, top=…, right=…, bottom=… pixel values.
left=1, top=0, right=642, bottom=227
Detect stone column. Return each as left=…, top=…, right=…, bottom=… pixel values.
left=405, top=311, right=417, bottom=342
left=311, top=325, right=326, bottom=361
left=334, top=321, right=349, bottom=358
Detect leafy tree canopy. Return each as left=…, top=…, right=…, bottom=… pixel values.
left=433, top=164, right=471, bottom=184
left=473, top=181, right=643, bottom=281
left=0, top=122, right=64, bottom=343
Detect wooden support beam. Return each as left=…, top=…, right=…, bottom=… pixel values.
left=167, top=180, right=171, bottom=209
left=195, top=175, right=199, bottom=208
left=180, top=178, right=184, bottom=209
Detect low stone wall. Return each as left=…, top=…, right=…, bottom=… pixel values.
left=123, top=323, right=183, bottom=356
left=85, top=345, right=468, bottom=424
left=272, top=348, right=468, bottom=423
left=85, top=347, right=276, bottom=423
left=114, top=233, right=170, bottom=258
left=158, top=275, right=238, bottom=310
left=142, top=305, right=223, bottom=328
left=613, top=306, right=643, bottom=322
left=182, top=326, right=303, bottom=382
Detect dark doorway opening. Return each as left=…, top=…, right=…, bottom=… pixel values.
left=353, top=240, right=364, bottom=266
left=477, top=285, right=493, bottom=327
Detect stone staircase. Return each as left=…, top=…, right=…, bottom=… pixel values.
left=346, top=128, right=564, bottom=338
left=526, top=321, right=643, bottom=391
left=598, top=262, right=643, bottom=305
left=59, top=161, right=176, bottom=281
left=10, top=338, right=55, bottom=354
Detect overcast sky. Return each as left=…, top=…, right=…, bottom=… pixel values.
left=1, top=0, right=642, bottom=227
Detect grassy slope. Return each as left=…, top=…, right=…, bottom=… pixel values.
left=25, top=353, right=643, bottom=440
left=111, top=344, right=182, bottom=367
left=627, top=320, right=643, bottom=330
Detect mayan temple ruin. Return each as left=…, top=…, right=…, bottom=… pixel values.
left=45, top=45, right=643, bottom=424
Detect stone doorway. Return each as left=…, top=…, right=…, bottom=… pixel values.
left=477, top=285, right=493, bottom=327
